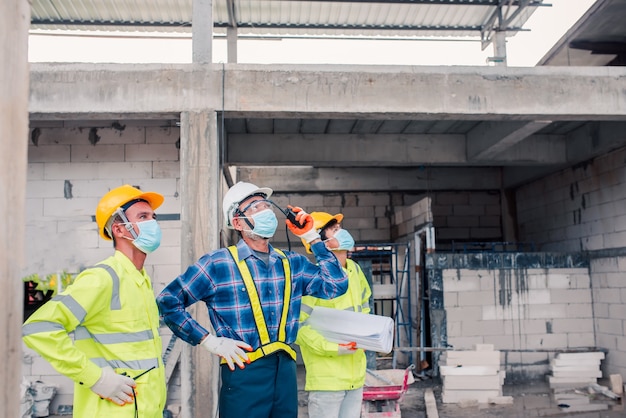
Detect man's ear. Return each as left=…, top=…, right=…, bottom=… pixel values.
left=231, top=216, right=243, bottom=232
left=111, top=222, right=126, bottom=239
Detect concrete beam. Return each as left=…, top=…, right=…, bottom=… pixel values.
left=29, top=64, right=626, bottom=119
left=237, top=166, right=502, bottom=192
left=228, top=132, right=567, bottom=166
left=467, top=120, right=553, bottom=160
left=228, top=133, right=466, bottom=166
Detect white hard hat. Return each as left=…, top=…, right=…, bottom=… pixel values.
left=222, top=181, right=273, bottom=229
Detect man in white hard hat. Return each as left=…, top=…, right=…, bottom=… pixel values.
left=157, top=181, right=348, bottom=418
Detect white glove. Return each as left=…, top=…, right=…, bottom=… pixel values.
left=90, top=366, right=135, bottom=405
left=201, top=334, right=253, bottom=371
left=338, top=342, right=357, bottom=356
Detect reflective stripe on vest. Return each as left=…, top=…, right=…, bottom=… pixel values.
left=227, top=246, right=296, bottom=362
left=78, top=264, right=159, bottom=372
left=92, top=264, right=121, bottom=310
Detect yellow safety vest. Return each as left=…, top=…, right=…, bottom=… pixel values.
left=22, top=251, right=166, bottom=418
left=296, top=259, right=372, bottom=391
left=227, top=246, right=297, bottom=363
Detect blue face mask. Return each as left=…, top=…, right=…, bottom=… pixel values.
left=250, top=209, right=278, bottom=238
left=125, top=219, right=162, bottom=253
left=326, top=228, right=355, bottom=251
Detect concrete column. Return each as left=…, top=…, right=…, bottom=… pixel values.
left=501, top=188, right=518, bottom=244
left=492, top=31, right=507, bottom=67
left=192, top=0, right=213, bottom=64
left=1, top=0, right=29, bottom=416
left=227, top=27, right=238, bottom=63
left=179, top=111, right=221, bottom=418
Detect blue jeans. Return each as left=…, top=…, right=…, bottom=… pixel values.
left=307, top=387, right=364, bottom=418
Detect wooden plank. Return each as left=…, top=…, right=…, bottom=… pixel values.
left=424, top=388, right=439, bottom=418
left=164, top=339, right=184, bottom=385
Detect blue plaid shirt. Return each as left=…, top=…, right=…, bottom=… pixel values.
left=157, top=239, right=348, bottom=349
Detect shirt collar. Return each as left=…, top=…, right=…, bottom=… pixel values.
left=236, top=239, right=283, bottom=260
left=113, top=250, right=149, bottom=286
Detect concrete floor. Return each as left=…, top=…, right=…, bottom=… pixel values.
left=297, top=364, right=626, bottom=418
left=46, top=364, right=625, bottom=417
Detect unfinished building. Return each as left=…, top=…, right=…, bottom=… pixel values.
left=3, top=0, right=626, bottom=416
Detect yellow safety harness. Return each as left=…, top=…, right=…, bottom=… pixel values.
left=227, top=246, right=297, bottom=363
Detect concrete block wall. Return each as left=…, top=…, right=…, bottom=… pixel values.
left=443, top=267, right=594, bottom=381
left=23, top=123, right=182, bottom=413
left=270, top=190, right=503, bottom=252
left=269, top=192, right=395, bottom=250
left=589, top=256, right=626, bottom=379
left=515, top=145, right=626, bottom=382
left=516, top=145, right=626, bottom=253
left=430, top=191, right=502, bottom=250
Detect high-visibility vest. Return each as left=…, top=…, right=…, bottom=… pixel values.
left=296, top=258, right=372, bottom=391
left=22, top=251, right=166, bottom=418
left=227, top=246, right=297, bottom=363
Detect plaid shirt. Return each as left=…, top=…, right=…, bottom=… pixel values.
left=157, top=239, right=348, bottom=349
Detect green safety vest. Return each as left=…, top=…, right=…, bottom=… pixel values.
left=22, top=251, right=166, bottom=418
left=227, top=246, right=297, bottom=363
left=297, top=259, right=372, bottom=391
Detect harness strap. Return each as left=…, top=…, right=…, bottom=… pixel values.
left=226, top=246, right=296, bottom=362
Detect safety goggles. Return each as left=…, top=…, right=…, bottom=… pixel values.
left=237, top=198, right=273, bottom=216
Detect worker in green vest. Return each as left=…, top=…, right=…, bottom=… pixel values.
left=157, top=181, right=349, bottom=418
left=297, top=211, right=372, bottom=418
left=23, top=184, right=167, bottom=417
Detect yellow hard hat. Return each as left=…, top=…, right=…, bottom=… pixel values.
left=95, top=184, right=164, bottom=240
left=301, top=211, right=344, bottom=253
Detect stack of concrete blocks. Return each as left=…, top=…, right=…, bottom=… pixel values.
left=548, top=352, right=605, bottom=389
left=440, top=344, right=510, bottom=404
left=548, top=352, right=609, bottom=413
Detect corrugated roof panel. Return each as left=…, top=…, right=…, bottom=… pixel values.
left=31, top=0, right=544, bottom=39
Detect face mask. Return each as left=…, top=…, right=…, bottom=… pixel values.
left=124, top=219, right=162, bottom=253
left=326, top=228, right=355, bottom=251
left=249, top=209, right=278, bottom=238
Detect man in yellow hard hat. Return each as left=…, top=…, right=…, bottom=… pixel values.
left=297, top=211, right=372, bottom=418
left=23, top=184, right=167, bottom=418
left=157, top=181, right=349, bottom=418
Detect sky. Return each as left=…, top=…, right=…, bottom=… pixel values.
left=28, top=0, right=597, bottom=67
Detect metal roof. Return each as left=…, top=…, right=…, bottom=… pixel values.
left=30, top=0, right=546, bottom=48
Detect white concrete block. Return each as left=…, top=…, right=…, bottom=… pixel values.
left=146, top=126, right=180, bottom=144
left=442, top=351, right=500, bottom=366
left=126, top=143, right=179, bottom=162
left=28, top=145, right=71, bottom=163
left=442, top=389, right=501, bottom=404
left=525, top=333, right=568, bottom=349
left=440, top=366, right=500, bottom=376
left=443, top=374, right=503, bottom=390
left=458, top=291, right=494, bottom=307
left=71, top=144, right=125, bottom=162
